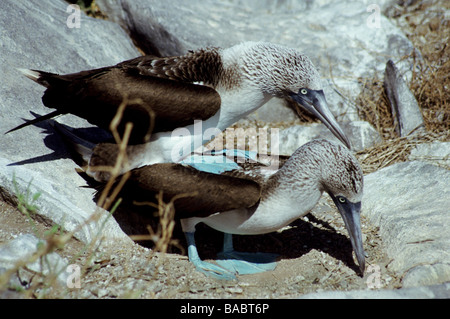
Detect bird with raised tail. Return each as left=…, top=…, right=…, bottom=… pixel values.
left=54, top=121, right=365, bottom=280
left=7, top=42, right=350, bottom=181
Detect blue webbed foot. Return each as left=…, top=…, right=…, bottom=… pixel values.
left=185, top=232, right=236, bottom=280
left=216, top=251, right=278, bottom=275
left=215, top=233, right=278, bottom=275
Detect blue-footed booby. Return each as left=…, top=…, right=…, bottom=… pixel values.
left=54, top=121, right=365, bottom=280
left=7, top=42, right=350, bottom=181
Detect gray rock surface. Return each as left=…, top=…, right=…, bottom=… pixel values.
left=300, top=282, right=450, bottom=299
left=0, top=0, right=139, bottom=243
left=0, top=157, right=126, bottom=244
left=409, top=142, right=450, bottom=168
left=363, top=161, right=450, bottom=288
left=279, top=121, right=381, bottom=153
left=0, top=234, right=69, bottom=287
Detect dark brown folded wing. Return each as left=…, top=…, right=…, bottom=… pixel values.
left=9, top=53, right=222, bottom=143
left=118, top=163, right=261, bottom=219
left=40, top=66, right=220, bottom=143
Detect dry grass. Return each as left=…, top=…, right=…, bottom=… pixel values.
left=402, top=2, right=450, bottom=136
left=354, top=0, right=449, bottom=173
left=89, top=94, right=184, bottom=256
left=131, top=192, right=186, bottom=255
left=379, top=0, right=449, bottom=136
left=0, top=179, right=117, bottom=297
left=68, top=0, right=108, bottom=20
left=356, top=131, right=448, bottom=174
left=0, top=93, right=174, bottom=297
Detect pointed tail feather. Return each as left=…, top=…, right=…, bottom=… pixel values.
left=17, top=68, right=59, bottom=87
left=5, top=110, right=62, bottom=134
left=8, top=68, right=67, bottom=134
left=18, top=68, right=41, bottom=82
left=51, top=121, right=95, bottom=164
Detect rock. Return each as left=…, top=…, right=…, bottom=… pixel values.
left=0, top=157, right=127, bottom=244
left=278, top=121, right=381, bottom=154
left=409, top=142, right=450, bottom=168
left=96, top=0, right=245, bottom=55
left=96, top=0, right=416, bottom=123
left=0, top=234, right=69, bottom=287
left=384, top=60, right=425, bottom=136
left=343, top=121, right=383, bottom=151
left=363, top=161, right=450, bottom=287
left=300, top=282, right=450, bottom=299
left=402, top=264, right=450, bottom=288
left=0, top=0, right=139, bottom=244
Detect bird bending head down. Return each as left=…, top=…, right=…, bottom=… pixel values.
left=180, top=139, right=365, bottom=279
left=52, top=119, right=365, bottom=280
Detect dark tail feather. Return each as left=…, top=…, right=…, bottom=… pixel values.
left=51, top=121, right=104, bottom=190
left=8, top=68, right=68, bottom=134
left=5, top=110, right=62, bottom=134
left=51, top=121, right=95, bottom=164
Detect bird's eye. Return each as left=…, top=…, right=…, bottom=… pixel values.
left=300, top=88, right=308, bottom=95
left=338, top=197, right=346, bottom=203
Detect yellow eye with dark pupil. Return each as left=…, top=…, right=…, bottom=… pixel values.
left=300, top=89, right=308, bottom=95
left=338, top=197, right=346, bottom=203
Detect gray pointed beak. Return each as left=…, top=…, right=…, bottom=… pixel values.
left=330, top=195, right=365, bottom=274
left=289, top=90, right=351, bottom=149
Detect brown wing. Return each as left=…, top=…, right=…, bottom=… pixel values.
left=40, top=66, right=220, bottom=143
left=12, top=54, right=221, bottom=143
left=117, top=163, right=262, bottom=219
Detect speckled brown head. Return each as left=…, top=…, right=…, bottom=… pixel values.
left=274, top=139, right=365, bottom=273
left=222, top=42, right=351, bottom=148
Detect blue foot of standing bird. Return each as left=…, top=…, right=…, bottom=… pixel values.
left=215, top=233, right=278, bottom=275
left=181, top=149, right=258, bottom=174
left=184, top=232, right=236, bottom=280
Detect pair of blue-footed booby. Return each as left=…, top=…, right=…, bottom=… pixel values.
left=54, top=121, right=365, bottom=280
left=7, top=41, right=365, bottom=279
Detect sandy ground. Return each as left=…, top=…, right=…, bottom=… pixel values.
left=0, top=191, right=401, bottom=299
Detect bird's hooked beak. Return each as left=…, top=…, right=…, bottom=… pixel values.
left=289, top=89, right=351, bottom=149
left=329, top=194, right=366, bottom=274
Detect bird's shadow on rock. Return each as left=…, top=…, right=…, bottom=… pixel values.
left=7, top=112, right=112, bottom=167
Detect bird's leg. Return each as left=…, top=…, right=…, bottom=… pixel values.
left=184, top=232, right=236, bottom=280
left=216, top=233, right=279, bottom=275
